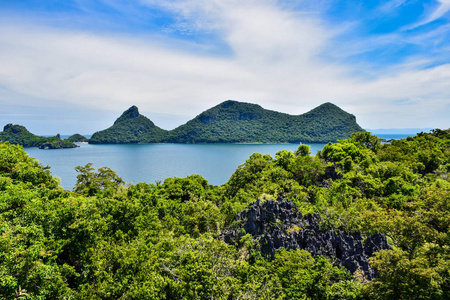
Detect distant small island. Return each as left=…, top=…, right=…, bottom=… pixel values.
left=89, top=100, right=365, bottom=144
left=67, top=133, right=89, bottom=143
left=0, top=124, right=79, bottom=149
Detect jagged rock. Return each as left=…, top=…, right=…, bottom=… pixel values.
left=114, top=105, right=140, bottom=124
left=317, top=162, right=343, bottom=188
left=3, top=123, right=27, bottom=134
left=3, top=123, right=13, bottom=131
left=222, top=197, right=391, bottom=280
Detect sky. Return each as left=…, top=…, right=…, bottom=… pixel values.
left=0, top=0, right=449, bottom=135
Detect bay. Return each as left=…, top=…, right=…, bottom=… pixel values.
left=24, top=143, right=326, bottom=190
left=23, top=133, right=416, bottom=190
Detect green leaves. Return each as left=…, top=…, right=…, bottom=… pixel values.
left=0, top=124, right=77, bottom=148
left=90, top=101, right=365, bottom=144
left=74, top=163, right=125, bottom=196
left=0, top=142, right=59, bottom=188
left=366, top=249, right=446, bottom=300
left=1, top=130, right=450, bottom=299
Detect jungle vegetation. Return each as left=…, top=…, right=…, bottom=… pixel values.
left=89, top=106, right=168, bottom=144
left=67, top=134, right=89, bottom=143
left=0, top=129, right=449, bottom=299
left=89, top=101, right=365, bottom=144
left=0, top=124, right=77, bottom=149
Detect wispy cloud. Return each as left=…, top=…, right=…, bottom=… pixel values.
left=422, top=0, right=450, bottom=23
left=0, top=0, right=449, bottom=134
left=405, top=0, right=450, bottom=29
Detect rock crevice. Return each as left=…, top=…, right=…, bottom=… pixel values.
left=222, top=198, right=391, bottom=280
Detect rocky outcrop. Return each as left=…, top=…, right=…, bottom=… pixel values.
left=114, top=105, right=140, bottom=124
left=3, top=123, right=27, bottom=134
left=222, top=198, right=391, bottom=280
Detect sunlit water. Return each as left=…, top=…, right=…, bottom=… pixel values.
left=23, top=133, right=415, bottom=190
left=24, top=143, right=326, bottom=190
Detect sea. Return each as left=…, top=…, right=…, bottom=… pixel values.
left=23, top=133, right=414, bottom=190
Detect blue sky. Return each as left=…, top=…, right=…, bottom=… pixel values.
left=1, top=0, right=449, bottom=134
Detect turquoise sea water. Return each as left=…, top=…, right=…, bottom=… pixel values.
left=23, top=133, right=417, bottom=190
left=25, top=143, right=326, bottom=190
left=376, top=133, right=414, bottom=140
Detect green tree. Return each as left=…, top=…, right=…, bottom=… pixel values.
left=74, top=163, right=124, bottom=196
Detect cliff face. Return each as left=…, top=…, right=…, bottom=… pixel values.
left=222, top=198, right=391, bottom=280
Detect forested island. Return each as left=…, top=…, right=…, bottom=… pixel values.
left=0, top=101, right=364, bottom=148
left=89, top=100, right=365, bottom=144
left=1, top=129, right=449, bottom=299
left=0, top=124, right=78, bottom=149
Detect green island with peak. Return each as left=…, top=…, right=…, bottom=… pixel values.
left=89, top=100, right=365, bottom=144
left=0, top=124, right=78, bottom=149
left=0, top=101, right=364, bottom=147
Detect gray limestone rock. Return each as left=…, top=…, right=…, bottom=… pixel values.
left=222, top=197, right=391, bottom=280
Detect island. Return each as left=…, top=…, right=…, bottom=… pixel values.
left=89, top=100, right=365, bottom=144
left=67, top=134, right=89, bottom=143
left=0, top=124, right=78, bottom=149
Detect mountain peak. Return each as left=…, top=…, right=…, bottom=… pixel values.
left=90, top=105, right=168, bottom=144
left=91, top=101, right=364, bottom=144
left=219, top=100, right=262, bottom=110
left=304, top=102, right=351, bottom=117
left=3, top=124, right=29, bottom=134
left=114, top=105, right=140, bottom=125
left=318, top=102, right=339, bottom=108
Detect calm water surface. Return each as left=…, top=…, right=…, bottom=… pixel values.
left=24, top=133, right=415, bottom=190
left=25, top=143, right=326, bottom=190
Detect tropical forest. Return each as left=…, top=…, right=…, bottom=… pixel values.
left=0, top=129, right=449, bottom=299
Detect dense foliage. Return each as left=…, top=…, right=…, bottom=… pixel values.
left=0, top=124, right=77, bottom=149
left=89, top=101, right=365, bottom=144
left=0, top=129, right=449, bottom=299
left=89, top=106, right=168, bottom=144
left=67, top=134, right=89, bottom=143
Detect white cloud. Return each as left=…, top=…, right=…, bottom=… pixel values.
left=0, top=0, right=449, bottom=133
left=424, top=0, right=450, bottom=23
left=379, top=0, right=409, bottom=13
left=406, top=0, right=450, bottom=29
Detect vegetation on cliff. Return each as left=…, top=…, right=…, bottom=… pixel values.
left=89, top=101, right=365, bottom=144
left=167, top=101, right=364, bottom=143
left=0, top=124, right=77, bottom=149
left=89, top=106, right=168, bottom=144
left=0, top=128, right=449, bottom=299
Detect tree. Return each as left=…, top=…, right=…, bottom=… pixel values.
left=296, top=144, right=311, bottom=157
left=74, top=163, right=124, bottom=196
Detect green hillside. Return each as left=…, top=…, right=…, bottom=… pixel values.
left=167, top=100, right=364, bottom=143
left=90, top=101, right=364, bottom=144
left=0, top=124, right=77, bottom=149
left=67, top=133, right=89, bottom=142
left=0, top=129, right=449, bottom=299
left=89, top=106, right=168, bottom=144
